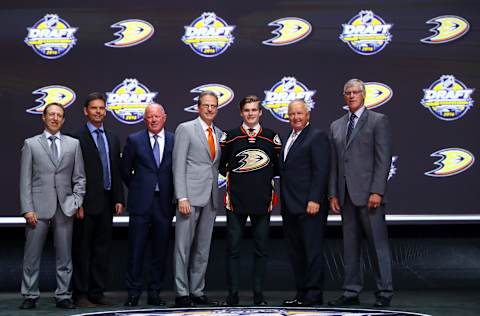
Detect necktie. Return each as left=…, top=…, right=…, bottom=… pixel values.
left=207, top=127, right=216, bottom=161
left=346, top=113, right=356, bottom=143
left=48, top=135, right=58, bottom=163
left=94, top=129, right=111, bottom=190
left=153, top=134, right=161, bottom=167
left=284, top=131, right=298, bottom=159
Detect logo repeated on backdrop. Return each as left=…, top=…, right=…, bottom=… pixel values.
left=339, top=10, right=393, bottom=55
left=425, top=148, right=475, bottom=177
left=26, top=85, right=76, bottom=114
left=105, top=19, right=154, bottom=48
left=262, top=77, right=316, bottom=122
left=421, top=15, right=470, bottom=44
left=182, top=12, right=235, bottom=57
left=421, top=75, right=475, bottom=121
left=262, top=17, right=312, bottom=46
left=388, top=155, right=398, bottom=181
left=106, top=79, right=157, bottom=124
left=25, top=14, right=77, bottom=59
left=184, top=84, right=234, bottom=112
left=343, top=82, right=393, bottom=110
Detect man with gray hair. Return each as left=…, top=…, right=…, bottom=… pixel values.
left=328, top=79, right=393, bottom=307
left=279, top=99, right=330, bottom=307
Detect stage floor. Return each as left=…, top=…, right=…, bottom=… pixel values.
left=1, top=290, right=479, bottom=316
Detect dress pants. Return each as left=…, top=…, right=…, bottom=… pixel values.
left=21, top=206, right=73, bottom=300
left=341, top=190, right=393, bottom=299
left=174, top=198, right=217, bottom=297
left=126, top=193, right=172, bottom=297
left=72, top=191, right=113, bottom=300
left=282, top=208, right=328, bottom=302
left=226, top=211, right=270, bottom=295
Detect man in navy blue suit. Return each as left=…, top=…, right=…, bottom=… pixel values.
left=120, top=103, right=175, bottom=307
left=279, top=99, right=330, bottom=307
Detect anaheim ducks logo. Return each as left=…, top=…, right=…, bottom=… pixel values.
left=233, top=149, right=270, bottom=173
left=182, top=12, right=235, bottom=57
left=339, top=10, right=393, bottom=55
left=27, top=85, right=76, bottom=114
left=388, top=156, right=398, bottom=181
left=425, top=148, right=474, bottom=177
left=25, top=14, right=77, bottom=59
left=421, top=75, right=474, bottom=121
left=263, top=17, right=312, bottom=46
left=105, top=19, right=154, bottom=48
left=262, top=77, right=316, bottom=122
left=421, top=15, right=470, bottom=44
left=185, top=84, right=234, bottom=112
left=106, top=78, right=157, bottom=124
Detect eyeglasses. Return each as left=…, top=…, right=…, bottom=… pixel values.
left=343, top=90, right=363, bottom=96
left=199, top=104, right=218, bottom=109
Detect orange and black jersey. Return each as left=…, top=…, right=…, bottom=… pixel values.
left=219, top=126, right=282, bottom=214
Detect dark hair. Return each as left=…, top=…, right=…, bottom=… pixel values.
left=197, top=90, right=218, bottom=106
left=239, top=95, right=261, bottom=111
left=43, top=102, right=65, bottom=116
left=84, top=92, right=106, bottom=108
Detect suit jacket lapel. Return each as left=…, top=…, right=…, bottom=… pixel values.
left=346, top=109, right=368, bottom=149
left=143, top=130, right=158, bottom=170
left=195, top=118, right=212, bottom=159
left=284, top=124, right=310, bottom=163
left=212, top=125, right=222, bottom=164
left=38, top=134, right=58, bottom=167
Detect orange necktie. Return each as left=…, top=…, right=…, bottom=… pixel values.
left=207, top=127, right=216, bottom=161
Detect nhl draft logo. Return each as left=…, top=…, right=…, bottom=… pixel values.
left=340, top=10, right=393, bottom=55
left=425, top=148, right=474, bottom=177
left=262, top=77, right=316, bottom=122
left=421, top=15, right=470, bottom=44
left=185, top=84, right=234, bottom=112
left=106, top=79, right=157, bottom=124
left=26, top=85, right=76, bottom=114
left=25, top=14, right=77, bottom=59
left=263, top=17, right=312, bottom=46
left=105, top=19, right=154, bottom=48
left=182, top=12, right=235, bottom=57
left=421, top=75, right=474, bottom=121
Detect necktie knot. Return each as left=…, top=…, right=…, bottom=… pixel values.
left=48, top=135, right=56, bottom=141
left=94, top=128, right=104, bottom=135
left=153, top=134, right=158, bottom=140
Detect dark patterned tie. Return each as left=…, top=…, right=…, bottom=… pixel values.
left=94, top=129, right=111, bottom=190
left=346, top=113, right=356, bottom=143
left=48, top=135, right=58, bottom=163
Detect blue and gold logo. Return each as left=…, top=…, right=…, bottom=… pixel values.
left=421, top=15, right=470, bottom=44
left=364, top=82, right=393, bottom=109
left=27, top=85, right=76, bottom=114
left=105, top=19, right=154, bottom=48
left=25, top=14, right=77, bottom=59
left=262, top=77, right=316, bottom=122
left=340, top=10, right=393, bottom=55
left=421, top=75, right=474, bottom=121
left=185, top=84, right=234, bottom=112
left=263, top=17, right=312, bottom=46
left=182, top=12, right=235, bottom=57
left=425, top=148, right=474, bottom=177
left=106, top=79, right=157, bottom=124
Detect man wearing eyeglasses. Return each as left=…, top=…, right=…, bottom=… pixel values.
left=328, top=78, right=393, bottom=308
left=173, top=91, right=222, bottom=307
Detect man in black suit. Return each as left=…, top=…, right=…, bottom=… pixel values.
left=72, top=92, right=124, bottom=307
left=279, top=99, right=330, bottom=307
left=121, top=103, right=175, bottom=307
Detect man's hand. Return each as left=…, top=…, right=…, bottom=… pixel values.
left=329, top=197, right=341, bottom=214
left=306, top=201, right=320, bottom=215
left=24, top=211, right=38, bottom=228
left=76, top=207, right=84, bottom=220
left=178, top=199, right=192, bottom=216
left=368, top=193, right=382, bottom=210
left=114, top=203, right=124, bottom=215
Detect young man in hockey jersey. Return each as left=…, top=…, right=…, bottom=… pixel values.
left=219, top=95, right=282, bottom=306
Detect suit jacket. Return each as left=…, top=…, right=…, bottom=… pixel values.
left=279, top=124, right=330, bottom=215
left=73, top=125, right=124, bottom=215
left=20, top=133, right=86, bottom=219
left=120, top=129, right=174, bottom=216
left=173, top=117, right=222, bottom=209
left=329, top=108, right=392, bottom=206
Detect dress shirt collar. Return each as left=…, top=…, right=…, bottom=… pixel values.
left=291, top=122, right=309, bottom=137
left=44, top=130, right=61, bottom=140
left=87, top=121, right=104, bottom=133
left=148, top=128, right=165, bottom=139
left=349, top=106, right=366, bottom=120
left=198, top=117, right=214, bottom=131
left=242, top=123, right=261, bottom=134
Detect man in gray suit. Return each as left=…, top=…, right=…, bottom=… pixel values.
left=173, top=91, right=221, bottom=307
left=328, top=79, right=393, bottom=308
left=19, top=102, right=86, bottom=310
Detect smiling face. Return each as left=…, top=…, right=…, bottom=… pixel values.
left=42, top=104, right=65, bottom=134
left=240, top=101, right=262, bottom=128
left=288, top=100, right=310, bottom=132
left=344, top=82, right=365, bottom=113
left=144, top=103, right=167, bottom=134
left=198, top=94, right=218, bottom=125
left=84, top=98, right=107, bottom=128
